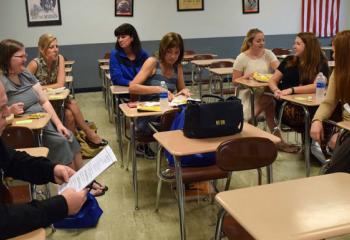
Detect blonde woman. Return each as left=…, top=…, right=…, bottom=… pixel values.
left=27, top=34, right=107, bottom=147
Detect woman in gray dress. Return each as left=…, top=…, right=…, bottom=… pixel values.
left=0, top=39, right=106, bottom=196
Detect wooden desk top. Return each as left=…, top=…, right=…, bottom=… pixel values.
left=46, top=89, right=70, bottom=101
left=234, top=78, right=269, bottom=88
left=12, top=113, right=51, bottom=130
left=119, top=103, right=174, bottom=118
left=64, top=60, right=75, bottom=65
left=100, top=64, right=109, bottom=71
left=153, top=124, right=281, bottom=156
left=64, top=67, right=72, bottom=73
left=65, top=75, right=73, bottom=83
left=183, top=53, right=218, bottom=61
left=280, top=93, right=319, bottom=107
left=17, top=147, right=49, bottom=157
left=8, top=228, right=46, bottom=240
left=191, top=58, right=234, bottom=67
left=328, top=60, right=335, bottom=67
left=110, top=85, right=129, bottom=95
left=208, top=67, right=233, bottom=75
left=336, top=121, right=350, bottom=131
left=216, top=173, right=350, bottom=240
left=98, top=59, right=109, bottom=64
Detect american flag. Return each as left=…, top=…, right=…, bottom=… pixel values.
left=301, top=0, right=341, bottom=37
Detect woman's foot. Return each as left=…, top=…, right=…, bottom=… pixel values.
left=86, top=137, right=109, bottom=147
left=276, top=141, right=300, bottom=153
left=90, top=181, right=108, bottom=197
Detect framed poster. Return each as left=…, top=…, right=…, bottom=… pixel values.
left=242, top=0, right=259, bottom=14
left=177, top=0, right=204, bottom=11
left=115, top=0, right=133, bottom=17
left=25, top=0, right=62, bottom=27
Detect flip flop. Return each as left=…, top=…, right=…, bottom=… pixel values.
left=92, top=180, right=108, bottom=192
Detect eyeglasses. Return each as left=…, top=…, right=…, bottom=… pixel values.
left=13, top=54, right=28, bottom=59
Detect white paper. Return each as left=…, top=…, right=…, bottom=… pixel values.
left=58, top=145, right=117, bottom=194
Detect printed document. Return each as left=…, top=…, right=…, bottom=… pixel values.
left=58, top=145, right=117, bottom=194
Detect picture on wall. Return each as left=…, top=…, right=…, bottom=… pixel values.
left=242, top=0, right=259, bottom=14
left=115, top=0, right=133, bottom=17
left=177, top=0, right=204, bottom=11
left=25, top=0, right=62, bottom=27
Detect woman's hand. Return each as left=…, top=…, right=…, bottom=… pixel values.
left=273, top=89, right=282, bottom=99
left=167, top=91, right=175, bottom=101
left=280, top=88, right=293, bottom=96
left=176, top=88, right=191, bottom=97
left=56, top=124, right=70, bottom=139
left=310, top=120, right=324, bottom=143
left=9, top=102, right=24, bottom=115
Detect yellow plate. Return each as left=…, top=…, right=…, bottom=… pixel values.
left=252, top=72, right=273, bottom=82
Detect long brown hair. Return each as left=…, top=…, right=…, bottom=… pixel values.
left=240, top=28, right=263, bottom=52
left=333, top=30, right=350, bottom=103
left=287, top=32, right=328, bottom=84
left=158, top=32, right=184, bottom=66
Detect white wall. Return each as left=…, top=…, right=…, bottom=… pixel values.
left=0, top=0, right=348, bottom=47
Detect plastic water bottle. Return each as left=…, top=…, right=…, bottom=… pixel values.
left=159, top=81, right=168, bottom=110
left=315, top=72, right=327, bottom=103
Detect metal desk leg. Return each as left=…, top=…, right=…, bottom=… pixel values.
left=114, top=95, right=124, bottom=168
left=174, top=155, right=186, bottom=240
left=214, top=208, right=226, bottom=240
left=249, top=88, right=256, bottom=125
left=130, top=119, right=138, bottom=209
left=198, top=67, right=203, bottom=99
left=267, top=165, right=273, bottom=183
left=219, top=76, right=224, bottom=97
left=303, top=106, right=311, bottom=177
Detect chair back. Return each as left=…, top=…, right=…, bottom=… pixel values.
left=2, top=126, right=36, bottom=149
left=216, top=137, right=277, bottom=171
left=272, top=48, right=291, bottom=56
left=210, top=61, right=233, bottom=68
left=193, top=54, right=214, bottom=60
left=159, top=109, right=180, bottom=132
left=104, top=52, right=110, bottom=59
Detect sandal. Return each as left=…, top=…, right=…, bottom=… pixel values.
left=90, top=188, right=106, bottom=197
left=276, top=142, right=300, bottom=153
left=92, top=180, right=108, bottom=192
left=86, top=138, right=109, bottom=148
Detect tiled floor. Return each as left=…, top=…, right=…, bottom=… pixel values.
left=46, top=91, right=350, bottom=240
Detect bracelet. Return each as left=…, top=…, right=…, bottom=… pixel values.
left=291, top=87, right=295, bottom=94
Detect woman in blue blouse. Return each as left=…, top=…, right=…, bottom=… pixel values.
left=109, top=23, right=149, bottom=86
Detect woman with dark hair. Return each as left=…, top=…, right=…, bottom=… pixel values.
left=129, top=32, right=191, bottom=158
left=311, top=30, right=350, bottom=150
left=109, top=23, right=149, bottom=86
left=265, top=32, right=329, bottom=152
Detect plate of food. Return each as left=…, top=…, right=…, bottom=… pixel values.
left=28, top=113, right=46, bottom=119
left=252, top=72, right=273, bottom=83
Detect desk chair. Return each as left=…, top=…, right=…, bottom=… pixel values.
left=183, top=50, right=196, bottom=85
left=214, top=137, right=278, bottom=240
left=209, top=61, right=234, bottom=96
left=272, top=48, right=292, bottom=60
left=192, top=54, right=215, bottom=89
left=152, top=110, right=230, bottom=211
left=2, top=126, right=36, bottom=148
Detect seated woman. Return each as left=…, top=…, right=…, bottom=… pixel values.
left=110, top=23, right=149, bottom=86
left=233, top=28, right=279, bottom=128
left=265, top=32, right=329, bottom=152
left=0, top=39, right=106, bottom=196
left=311, top=30, right=350, bottom=152
left=27, top=34, right=107, bottom=147
left=129, top=32, right=191, bottom=135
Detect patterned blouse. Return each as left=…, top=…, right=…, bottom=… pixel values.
left=33, top=57, right=59, bottom=85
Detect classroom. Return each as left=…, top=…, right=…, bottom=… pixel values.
left=1, top=0, right=350, bottom=239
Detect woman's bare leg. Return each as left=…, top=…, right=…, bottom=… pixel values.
left=66, top=100, right=103, bottom=144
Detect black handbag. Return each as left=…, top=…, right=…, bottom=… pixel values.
left=183, top=95, right=244, bottom=138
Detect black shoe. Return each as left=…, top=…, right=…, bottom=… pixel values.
left=136, top=144, right=145, bottom=156
left=144, top=144, right=155, bottom=159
